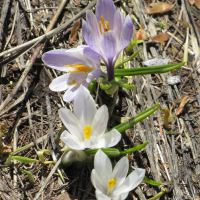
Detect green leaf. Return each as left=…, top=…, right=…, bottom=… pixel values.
left=100, top=83, right=112, bottom=90
left=143, top=177, right=163, bottom=186
left=115, top=49, right=141, bottom=69
left=88, top=79, right=97, bottom=94
left=112, top=104, right=160, bottom=133
left=11, top=156, right=38, bottom=163
left=37, top=149, right=55, bottom=164
left=125, top=40, right=143, bottom=54
left=20, top=168, right=35, bottom=184
left=114, top=77, right=135, bottom=90
left=114, top=62, right=185, bottom=76
left=11, top=144, right=31, bottom=156
left=84, top=148, right=120, bottom=157
left=120, top=141, right=149, bottom=155
left=148, top=189, right=166, bottom=200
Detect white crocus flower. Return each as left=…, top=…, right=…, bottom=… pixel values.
left=59, top=85, right=121, bottom=150
left=91, top=149, right=145, bottom=200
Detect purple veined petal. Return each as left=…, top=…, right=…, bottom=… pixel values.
left=82, top=19, right=102, bottom=56
left=58, top=108, right=84, bottom=140
left=96, top=0, right=116, bottom=30
left=42, top=49, right=88, bottom=72
left=82, top=136, right=98, bottom=149
left=113, top=168, right=145, bottom=196
left=97, top=129, right=121, bottom=148
left=49, top=74, right=70, bottom=92
left=91, top=105, right=108, bottom=136
left=113, top=10, right=125, bottom=41
left=113, top=192, right=129, bottom=200
left=86, top=10, right=101, bottom=41
left=91, top=170, right=108, bottom=196
left=74, top=84, right=97, bottom=128
left=118, top=14, right=133, bottom=53
left=82, top=46, right=101, bottom=67
left=100, top=31, right=117, bottom=81
left=95, top=190, right=111, bottom=200
left=112, top=157, right=129, bottom=188
left=86, top=68, right=102, bottom=83
left=60, top=130, right=83, bottom=150
left=94, top=149, right=112, bottom=189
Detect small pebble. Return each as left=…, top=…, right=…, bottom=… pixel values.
left=143, top=58, right=169, bottom=67
left=167, top=76, right=181, bottom=85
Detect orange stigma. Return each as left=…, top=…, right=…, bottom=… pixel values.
left=65, top=64, right=92, bottom=73
left=99, top=16, right=110, bottom=34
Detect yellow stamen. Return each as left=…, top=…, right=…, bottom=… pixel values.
left=83, top=125, right=92, bottom=140
left=101, top=15, right=106, bottom=30
left=99, top=21, right=103, bottom=34
left=68, top=78, right=77, bottom=86
left=106, top=21, right=110, bottom=31
left=107, top=178, right=117, bottom=190
left=65, top=64, right=92, bottom=73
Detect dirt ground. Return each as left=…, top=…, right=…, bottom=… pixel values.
left=0, top=0, right=200, bottom=199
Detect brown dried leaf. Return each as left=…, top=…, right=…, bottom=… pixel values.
left=68, top=19, right=80, bottom=44
left=145, top=2, right=174, bottom=14
left=136, top=24, right=149, bottom=40
left=195, top=0, right=200, bottom=9
left=176, top=96, right=189, bottom=115
left=189, top=0, right=195, bottom=5
left=148, top=33, right=169, bottom=44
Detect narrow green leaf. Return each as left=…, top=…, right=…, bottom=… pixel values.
left=115, top=49, right=141, bottom=69
left=143, top=177, right=163, bottom=186
left=11, top=144, right=31, bottom=156
left=11, top=156, right=38, bottom=163
left=114, top=62, right=185, bottom=76
left=85, top=148, right=120, bottom=157
left=114, top=77, right=135, bottom=90
left=112, top=104, right=160, bottom=133
left=100, top=83, right=112, bottom=90
left=166, top=131, right=180, bottom=135
left=20, top=168, right=35, bottom=184
left=120, top=141, right=149, bottom=155
left=88, top=79, right=97, bottom=94
left=148, top=189, right=166, bottom=200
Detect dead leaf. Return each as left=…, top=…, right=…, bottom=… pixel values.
left=176, top=96, right=189, bottom=115
left=195, top=0, right=200, bottom=9
left=54, top=192, right=78, bottom=200
left=148, top=33, right=169, bottom=44
left=145, top=2, right=174, bottom=14
left=68, top=20, right=80, bottom=44
left=189, top=0, right=195, bottom=4
left=136, top=24, right=149, bottom=40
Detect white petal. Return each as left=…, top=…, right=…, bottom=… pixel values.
left=113, top=168, right=145, bottom=196
left=91, top=105, right=108, bottom=137
left=112, top=157, right=129, bottom=188
left=60, top=130, right=83, bottom=150
left=97, top=129, right=121, bottom=148
left=113, top=192, right=129, bottom=200
left=58, top=108, right=83, bottom=140
left=74, top=85, right=97, bottom=128
left=91, top=170, right=107, bottom=194
left=96, top=190, right=111, bottom=200
left=94, top=149, right=112, bottom=188
left=49, top=74, right=70, bottom=92
left=86, top=68, right=102, bottom=83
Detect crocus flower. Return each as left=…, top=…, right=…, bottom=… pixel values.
left=59, top=85, right=121, bottom=150
left=42, top=45, right=102, bottom=102
left=82, top=0, right=133, bottom=82
left=91, top=149, right=145, bottom=200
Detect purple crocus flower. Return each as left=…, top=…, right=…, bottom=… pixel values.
left=82, top=0, right=133, bottom=81
left=42, top=45, right=102, bottom=102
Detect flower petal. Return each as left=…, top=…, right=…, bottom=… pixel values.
left=118, top=15, right=133, bottom=53
left=49, top=74, right=70, bottom=92
left=94, top=149, right=112, bottom=188
left=82, top=19, right=102, bottom=55
left=60, top=130, right=83, bottom=150
left=113, top=168, right=145, bottom=196
left=112, top=157, right=129, bottom=188
left=113, top=10, right=124, bottom=41
left=86, top=68, right=102, bottom=83
left=86, top=10, right=101, bottom=41
left=91, top=105, right=108, bottom=136
left=74, top=84, right=97, bottom=128
left=113, top=192, right=129, bottom=200
left=97, top=129, right=121, bottom=148
left=96, top=190, right=111, bottom=200
left=96, top=0, right=116, bottom=30
left=42, top=49, right=88, bottom=72
left=58, top=108, right=83, bottom=140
